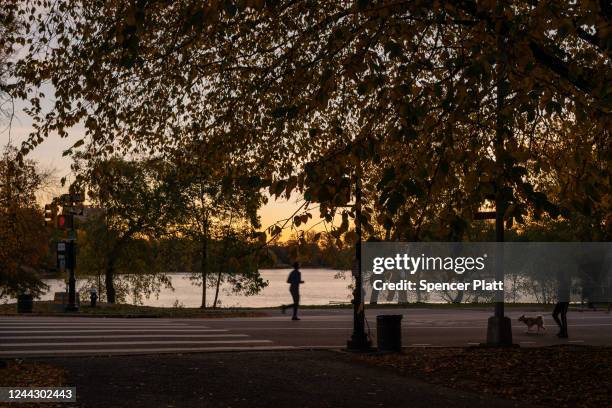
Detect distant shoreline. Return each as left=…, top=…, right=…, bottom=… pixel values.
left=39, top=267, right=348, bottom=279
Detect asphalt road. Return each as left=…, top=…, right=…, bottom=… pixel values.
left=203, top=307, right=612, bottom=348
left=1, top=307, right=611, bottom=357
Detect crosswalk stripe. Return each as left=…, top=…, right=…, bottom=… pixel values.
left=2, top=340, right=273, bottom=347
left=0, top=323, right=191, bottom=327
left=0, top=327, right=198, bottom=332
left=0, top=322, right=187, bottom=328
left=0, top=320, right=187, bottom=323
left=0, top=329, right=225, bottom=333
left=0, top=346, right=294, bottom=355
left=0, top=319, right=187, bottom=323
left=0, top=317, right=275, bottom=356
left=0, top=334, right=248, bottom=339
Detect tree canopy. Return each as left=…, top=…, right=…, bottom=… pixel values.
left=6, top=0, right=611, bottom=240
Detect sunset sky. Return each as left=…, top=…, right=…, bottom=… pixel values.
left=4, top=97, right=326, bottom=241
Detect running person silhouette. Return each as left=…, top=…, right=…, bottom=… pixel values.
left=281, top=262, right=304, bottom=320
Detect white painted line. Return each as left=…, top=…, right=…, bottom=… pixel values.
left=0, top=322, right=192, bottom=329
left=1, top=340, right=273, bottom=347
left=467, top=342, right=480, bottom=345
left=410, top=343, right=432, bottom=346
left=198, top=316, right=352, bottom=322
left=233, top=327, right=352, bottom=331
left=520, top=341, right=536, bottom=344
left=400, top=323, right=612, bottom=328
left=402, top=326, right=488, bottom=329
left=291, top=345, right=345, bottom=349
left=0, top=319, right=188, bottom=325
left=0, top=334, right=248, bottom=340
left=0, top=325, right=194, bottom=329
left=201, top=324, right=612, bottom=331
left=568, top=340, right=585, bottom=343
left=0, top=345, right=296, bottom=356
left=0, top=321, right=192, bottom=325
left=0, top=329, right=228, bottom=334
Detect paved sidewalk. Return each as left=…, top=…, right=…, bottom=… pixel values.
left=47, top=350, right=533, bottom=408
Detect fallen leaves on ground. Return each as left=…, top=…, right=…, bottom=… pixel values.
left=353, top=346, right=611, bottom=408
left=0, top=360, right=65, bottom=408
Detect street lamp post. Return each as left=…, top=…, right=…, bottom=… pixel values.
left=485, top=3, right=513, bottom=345
left=347, top=175, right=372, bottom=351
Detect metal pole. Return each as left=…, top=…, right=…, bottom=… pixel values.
left=66, top=265, right=78, bottom=311
left=347, top=174, right=371, bottom=351
left=65, top=231, right=79, bottom=312
left=485, top=0, right=512, bottom=345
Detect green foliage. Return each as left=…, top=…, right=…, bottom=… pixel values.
left=74, top=157, right=185, bottom=302
left=270, top=231, right=353, bottom=270
left=170, top=153, right=268, bottom=307
left=0, top=146, right=49, bottom=298
left=77, top=214, right=173, bottom=304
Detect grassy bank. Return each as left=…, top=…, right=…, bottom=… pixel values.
left=2, top=300, right=595, bottom=317
left=0, top=301, right=267, bottom=318
left=297, top=302, right=559, bottom=311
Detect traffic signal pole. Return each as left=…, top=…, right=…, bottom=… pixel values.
left=65, top=239, right=78, bottom=312
left=51, top=192, right=83, bottom=312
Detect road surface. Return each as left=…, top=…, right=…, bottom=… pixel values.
left=1, top=307, right=611, bottom=357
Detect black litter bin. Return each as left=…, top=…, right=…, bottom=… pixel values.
left=377, top=314, right=402, bottom=352
left=17, top=294, right=33, bottom=313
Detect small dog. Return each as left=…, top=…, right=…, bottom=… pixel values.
left=518, top=315, right=546, bottom=333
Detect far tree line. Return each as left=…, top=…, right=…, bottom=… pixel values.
left=0, top=147, right=355, bottom=306
left=1, top=145, right=606, bottom=307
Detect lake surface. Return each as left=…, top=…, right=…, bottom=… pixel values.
left=13, top=269, right=354, bottom=308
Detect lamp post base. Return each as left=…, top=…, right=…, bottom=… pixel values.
left=486, top=315, right=513, bottom=346
left=346, top=333, right=373, bottom=352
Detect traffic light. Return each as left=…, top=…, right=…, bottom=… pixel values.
left=44, top=204, right=58, bottom=227
left=56, top=214, right=74, bottom=230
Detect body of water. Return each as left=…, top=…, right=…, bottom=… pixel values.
left=13, top=269, right=353, bottom=308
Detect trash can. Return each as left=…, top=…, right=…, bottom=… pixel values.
left=17, top=294, right=33, bottom=313
left=377, top=314, right=402, bottom=352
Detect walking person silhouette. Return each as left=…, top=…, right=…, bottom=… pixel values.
left=281, top=262, right=304, bottom=320
left=553, top=268, right=571, bottom=338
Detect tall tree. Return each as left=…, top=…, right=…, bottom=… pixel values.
left=76, top=156, right=183, bottom=303
left=173, top=152, right=267, bottom=308
left=76, top=212, right=173, bottom=304
left=0, top=146, right=49, bottom=299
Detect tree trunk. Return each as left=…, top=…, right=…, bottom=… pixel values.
left=212, top=270, right=222, bottom=309
left=212, top=239, right=229, bottom=308
left=105, top=257, right=116, bottom=303
left=213, top=214, right=233, bottom=309
left=105, top=240, right=125, bottom=304
left=200, top=235, right=208, bottom=308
